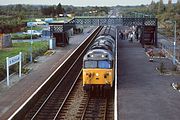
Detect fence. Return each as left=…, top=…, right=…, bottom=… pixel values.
left=158, top=34, right=180, bottom=64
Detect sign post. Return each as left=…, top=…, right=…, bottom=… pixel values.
left=19, top=52, right=22, bottom=77
left=6, top=57, right=10, bottom=86
left=6, top=52, right=22, bottom=86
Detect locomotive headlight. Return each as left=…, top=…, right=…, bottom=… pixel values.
left=91, top=55, right=94, bottom=57
left=96, top=73, right=99, bottom=76
left=102, top=55, right=105, bottom=58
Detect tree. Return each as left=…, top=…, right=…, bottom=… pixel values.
left=41, top=6, right=56, bottom=17
left=15, top=4, right=23, bottom=12
left=65, top=6, right=73, bottom=13
left=176, top=0, right=180, bottom=14
left=149, top=0, right=158, bottom=14
left=167, top=0, right=173, bottom=12
left=56, top=3, right=64, bottom=16
left=158, top=0, right=165, bottom=14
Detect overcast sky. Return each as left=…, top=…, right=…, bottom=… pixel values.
left=0, top=0, right=178, bottom=6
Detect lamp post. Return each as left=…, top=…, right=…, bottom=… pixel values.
left=30, top=20, right=33, bottom=62
left=173, top=21, right=177, bottom=65
left=166, top=20, right=176, bottom=64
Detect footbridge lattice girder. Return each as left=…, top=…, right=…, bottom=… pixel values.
left=69, top=17, right=157, bottom=26
left=50, top=17, right=158, bottom=47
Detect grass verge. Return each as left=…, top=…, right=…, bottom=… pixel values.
left=0, top=41, right=48, bottom=81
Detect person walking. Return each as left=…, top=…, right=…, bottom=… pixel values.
left=129, top=32, right=133, bottom=42
left=147, top=48, right=153, bottom=62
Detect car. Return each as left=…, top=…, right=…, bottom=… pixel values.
left=23, top=30, right=42, bottom=36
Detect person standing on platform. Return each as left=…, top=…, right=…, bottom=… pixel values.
left=129, top=32, right=133, bottom=42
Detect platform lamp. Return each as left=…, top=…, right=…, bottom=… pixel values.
left=165, top=20, right=177, bottom=65
left=30, top=18, right=33, bottom=63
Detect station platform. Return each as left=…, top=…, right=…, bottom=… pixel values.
left=0, top=27, right=95, bottom=119
left=117, top=39, right=180, bottom=120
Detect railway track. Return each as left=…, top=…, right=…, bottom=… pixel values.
left=79, top=96, right=108, bottom=119
left=43, top=67, right=114, bottom=120
left=9, top=27, right=102, bottom=119
left=76, top=90, right=114, bottom=120
left=49, top=76, right=114, bottom=120
left=52, top=73, right=83, bottom=119
left=24, top=64, right=82, bottom=119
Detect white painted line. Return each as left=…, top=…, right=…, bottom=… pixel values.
left=114, top=28, right=118, bottom=120
left=8, top=27, right=99, bottom=120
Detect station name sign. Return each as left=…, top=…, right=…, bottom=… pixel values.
left=6, top=52, right=22, bottom=86
left=8, top=54, right=21, bottom=66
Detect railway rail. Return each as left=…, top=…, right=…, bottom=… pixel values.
left=80, top=97, right=108, bottom=119
left=8, top=26, right=102, bottom=119
left=53, top=72, right=83, bottom=119
left=52, top=79, right=114, bottom=120
left=75, top=89, right=114, bottom=120
left=24, top=64, right=82, bottom=119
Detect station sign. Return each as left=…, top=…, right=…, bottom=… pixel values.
left=8, top=54, right=21, bottom=66
left=6, top=52, right=22, bottom=86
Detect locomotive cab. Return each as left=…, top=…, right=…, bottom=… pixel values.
left=83, top=49, right=114, bottom=91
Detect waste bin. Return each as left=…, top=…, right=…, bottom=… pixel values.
left=49, top=38, right=56, bottom=49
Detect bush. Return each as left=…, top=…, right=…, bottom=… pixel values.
left=0, top=67, right=6, bottom=81
left=11, top=34, right=39, bottom=40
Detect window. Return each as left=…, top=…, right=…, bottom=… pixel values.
left=98, top=60, right=111, bottom=69
left=84, top=60, right=111, bottom=69
left=84, top=61, right=97, bottom=68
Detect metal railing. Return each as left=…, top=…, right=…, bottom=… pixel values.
left=158, top=34, right=180, bottom=64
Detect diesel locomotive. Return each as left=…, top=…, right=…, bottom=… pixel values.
left=83, top=26, right=116, bottom=91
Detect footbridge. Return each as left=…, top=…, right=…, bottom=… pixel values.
left=50, top=16, right=158, bottom=47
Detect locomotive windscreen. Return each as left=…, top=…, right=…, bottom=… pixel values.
left=84, top=60, right=111, bottom=69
